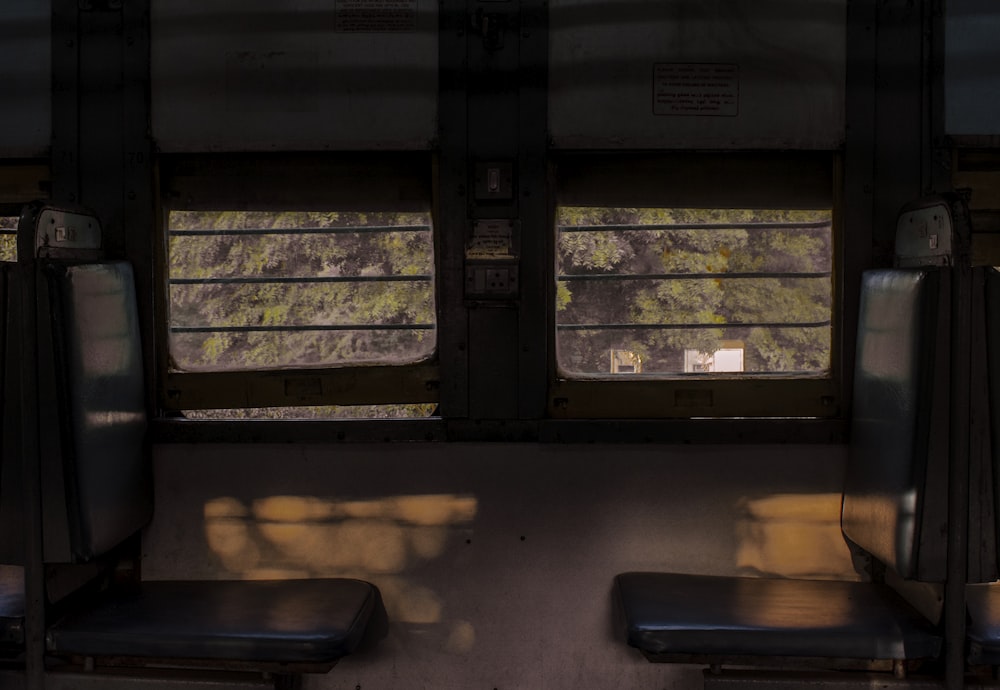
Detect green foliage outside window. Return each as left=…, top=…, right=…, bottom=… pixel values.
left=0, top=216, right=16, bottom=262
left=183, top=404, right=437, bottom=420
left=556, top=207, right=833, bottom=376
left=168, top=210, right=435, bottom=372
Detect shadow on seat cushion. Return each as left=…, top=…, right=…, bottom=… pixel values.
left=615, top=572, right=942, bottom=661
left=46, top=578, right=379, bottom=664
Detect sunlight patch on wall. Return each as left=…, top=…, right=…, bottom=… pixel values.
left=735, top=492, right=859, bottom=580
left=445, top=619, right=476, bottom=654
left=252, top=493, right=477, bottom=525
left=203, top=493, right=478, bottom=627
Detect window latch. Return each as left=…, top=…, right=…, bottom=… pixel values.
left=471, top=8, right=507, bottom=53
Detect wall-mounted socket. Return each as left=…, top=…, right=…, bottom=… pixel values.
left=465, top=265, right=519, bottom=297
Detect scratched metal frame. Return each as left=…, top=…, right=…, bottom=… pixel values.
left=156, top=153, right=439, bottom=412
left=548, top=152, right=845, bottom=419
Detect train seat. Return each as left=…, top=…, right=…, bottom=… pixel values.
left=615, top=572, right=940, bottom=663
left=615, top=247, right=950, bottom=672
left=0, top=566, right=23, bottom=654
left=0, top=263, right=24, bottom=656
left=965, top=584, right=1000, bottom=665
left=17, top=203, right=384, bottom=673
left=966, top=266, right=1000, bottom=668
left=45, top=577, right=377, bottom=664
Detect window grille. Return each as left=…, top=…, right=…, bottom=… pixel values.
left=166, top=210, right=436, bottom=372
left=556, top=208, right=833, bottom=377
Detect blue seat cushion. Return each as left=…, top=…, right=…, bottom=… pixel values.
left=615, top=572, right=941, bottom=660
left=966, top=583, right=1000, bottom=665
left=0, top=566, right=24, bottom=648
left=46, top=578, right=379, bottom=664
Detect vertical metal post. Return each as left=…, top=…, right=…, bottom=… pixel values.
left=122, top=0, right=156, bottom=414
left=77, top=5, right=124, bottom=254
left=842, top=0, right=877, bottom=418
left=51, top=0, right=80, bottom=207
left=944, top=203, right=971, bottom=690
left=463, top=0, right=521, bottom=420
left=25, top=1, right=87, bottom=684
left=437, top=0, right=471, bottom=419
left=17, top=214, right=45, bottom=690
left=516, top=0, right=548, bottom=419
left=874, top=0, right=925, bottom=264
left=925, top=0, right=950, bottom=196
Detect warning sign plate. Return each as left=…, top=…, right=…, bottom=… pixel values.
left=335, top=0, right=417, bottom=32
left=653, top=63, right=739, bottom=117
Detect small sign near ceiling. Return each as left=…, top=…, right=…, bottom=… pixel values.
left=653, top=63, right=739, bottom=117
left=335, top=0, right=418, bottom=32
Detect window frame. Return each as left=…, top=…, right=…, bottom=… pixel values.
left=0, top=162, right=51, bottom=262
left=155, top=152, right=440, bottom=413
left=547, top=151, right=845, bottom=419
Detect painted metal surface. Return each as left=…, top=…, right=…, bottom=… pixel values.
left=151, top=0, right=437, bottom=151
left=945, top=0, right=1000, bottom=135
left=0, top=0, right=49, bottom=158
left=549, top=0, right=846, bottom=149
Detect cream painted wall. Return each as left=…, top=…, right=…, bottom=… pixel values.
left=148, top=442, right=852, bottom=690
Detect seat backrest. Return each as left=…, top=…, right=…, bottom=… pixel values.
left=0, top=262, right=24, bottom=565
left=20, top=203, right=152, bottom=563
left=841, top=197, right=958, bottom=584
left=45, top=261, right=151, bottom=560
left=986, top=267, right=1000, bottom=573
left=841, top=267, right=947, bottom=581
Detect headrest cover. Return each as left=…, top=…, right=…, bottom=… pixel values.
left=29, top=205, right=102, bottom=257
left=895, top=199, right=954, bottom=268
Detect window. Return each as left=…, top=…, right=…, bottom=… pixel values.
left=550, top=152, right=842, bottom=418
left=556, top=208, right=833, bottom=376
left=0, top=215, right=15, bottom=262
left=167, top=210, right=435, bottom=371
left=0, top=164, right=51, bottom=262
left=158, top=154, right=439, bottom=415
left=182, top=404, right=437, bottom=420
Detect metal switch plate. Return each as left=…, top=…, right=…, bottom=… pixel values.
left=474, top=161, right=514, bottom=200
left=465, top=265, right=519, bottom=297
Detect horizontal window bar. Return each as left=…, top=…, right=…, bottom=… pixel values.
left=171, top=324, right=435, bottom=333
left=170, top=225, right=431, bottom=237
left=557, top=321, right=832, bottom=331
left=170, top=275, right=432, bottom=285
left=559, top=221, right=832, bottom=233
left=558, top=272, right=832, bottom=281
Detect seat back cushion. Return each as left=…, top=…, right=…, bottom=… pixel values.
left=47, top=261, right=152, bottom=560
left=842, top=268, right=943, bottom=580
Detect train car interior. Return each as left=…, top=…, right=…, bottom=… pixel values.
left=0, top=0, right=1000, bottom=689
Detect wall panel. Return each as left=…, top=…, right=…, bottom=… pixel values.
left=549, top=0, right=846, bottom=149
left=0, top=0, right=50, bottom=157
left=946, top=0, right=1000, bottom=136
left=152, top=1, right=437, bottom=151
